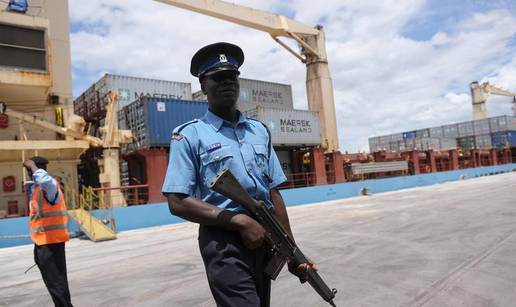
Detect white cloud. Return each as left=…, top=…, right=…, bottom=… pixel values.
left=69, top=0, right=516, bottom=152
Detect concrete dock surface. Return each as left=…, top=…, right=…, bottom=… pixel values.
left=1, top=172, right=516, bottom=307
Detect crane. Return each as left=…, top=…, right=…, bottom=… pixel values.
left=154, top=0, right=339, bottom=152
left=470, top=81, right=516, bottom=120
left=0, top=92, right=133, bottom=207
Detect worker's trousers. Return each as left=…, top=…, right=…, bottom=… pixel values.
left=199, top=225, right=271, bottom=307
left=34, top=242, right=73, bottom=307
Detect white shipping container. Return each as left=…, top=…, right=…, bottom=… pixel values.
left=379, top=135, right=392, bottom=143
left=475, top=134, right=492, bottom=149
left=416, top=129, right=430, bottom=138
left=429, top=127, right=443, bottom=138
left=391, top=133, right=404, bottom=142
left=439, top=138, right=457, bottom=150
left=415, top=138, right=440, bottom=151
left=192, top=90, right=207, bottom=101
left=405, top=139, right=417, bottom=150
left=442, top=124, right=459, bottom=138
left=237, top=78, right=293, bottom=111
left=473, top=118, right=490, bottom=135
left=243, top=106, right=321, bottom=146
left=74, top=74, right=192, bottom=118
left=458, top=121, right=474, bottom=137
left=489, top=115, right=516, bottom=132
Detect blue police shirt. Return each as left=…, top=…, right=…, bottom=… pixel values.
left=28, top=169, right=59, bottom=204
left=162, top=110, right=287, bottom=212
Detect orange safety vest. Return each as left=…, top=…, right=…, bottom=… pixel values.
left=29, top=180, right=69, bottom=246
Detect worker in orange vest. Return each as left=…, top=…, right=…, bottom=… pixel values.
left=24, top=156, right=72, bottom=307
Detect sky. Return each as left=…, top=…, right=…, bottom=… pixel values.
left=69, top=0, right=516, bottom=152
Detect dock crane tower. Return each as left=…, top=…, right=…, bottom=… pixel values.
left=154, top=0, right=340, bottom=152
left=470, top=81, right=516, bottom=120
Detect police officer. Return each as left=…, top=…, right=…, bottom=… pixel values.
left=162, top=42, right=316, bottom=307
left=24, top=156, right=73, bottom=307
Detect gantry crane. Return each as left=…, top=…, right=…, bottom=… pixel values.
left=154, top=0, right=339, bottom=152
left=470, top=81, right=516, bottom=120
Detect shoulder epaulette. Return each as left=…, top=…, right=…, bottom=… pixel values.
left=174, top=119, right=199, bottom=134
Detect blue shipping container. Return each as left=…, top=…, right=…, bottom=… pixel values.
left=491, top=131, right=516, bottom=148
left=120, top=98, right=208, bottom=151
left=403, top=131, right=416, bottom=140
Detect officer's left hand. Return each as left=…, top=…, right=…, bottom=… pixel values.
left=288, top=257, right=318, bottom=283
left=23, top=159, right=38, bottom=172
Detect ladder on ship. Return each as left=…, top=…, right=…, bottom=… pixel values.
left=65, top=186, right=117, bottom=242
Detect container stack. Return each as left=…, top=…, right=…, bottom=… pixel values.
left=74, top=74, right=192, bottom=123
left=369, top=115, right=516, bottom=152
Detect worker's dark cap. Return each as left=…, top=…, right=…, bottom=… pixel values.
left=30, top=156, right=48, bottom=167
left=190, top=42, right=244, bottom=78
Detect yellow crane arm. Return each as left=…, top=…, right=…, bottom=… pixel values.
left=154, top=0, right=323, bottom=60
left=482, top=82, right=516, bottom=98
left=154, top=0, right=319, bottom=37
left=0, top=102, right=103, bottom=147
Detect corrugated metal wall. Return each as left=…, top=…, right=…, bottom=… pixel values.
left=237, top=78, right=293, bottom=111
left=119, top=98, right=208, bottom=152
left=244, top=106, right=321, bottom=146
left=74, top=74, right=192, bottom=120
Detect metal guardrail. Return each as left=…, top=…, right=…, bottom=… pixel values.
left=351, top=161, right=409, bottom=175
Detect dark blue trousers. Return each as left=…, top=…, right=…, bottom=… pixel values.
left=34, top=243, right=73, bottom=307
left=199, top=225, right=271, bottom=307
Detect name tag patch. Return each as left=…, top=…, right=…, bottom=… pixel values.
left=206, top=143, right=222, bottom=153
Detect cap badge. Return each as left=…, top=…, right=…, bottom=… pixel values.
left=219, top=54, right=228, bottom=63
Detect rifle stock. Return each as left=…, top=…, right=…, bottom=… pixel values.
left=209, top=168, right=338, bottom=307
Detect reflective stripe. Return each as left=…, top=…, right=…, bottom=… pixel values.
left=31, top=223, right=67, bottom=234
left=37, top=186, right=43, bottom=213
left=31, top=210, right=67, bottom=220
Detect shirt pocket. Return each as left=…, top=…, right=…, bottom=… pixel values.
left=252, top=144, right=272, bottom=183
left=200, top=146, right=234, bottom=184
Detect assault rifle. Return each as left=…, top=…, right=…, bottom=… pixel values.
left=209, top=168, right=337, bottom=307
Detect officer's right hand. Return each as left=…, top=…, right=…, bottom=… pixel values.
left=234, top=214, right=265, bottom=249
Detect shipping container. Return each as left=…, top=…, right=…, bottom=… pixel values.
left=275, top=150, right=292, bottom=175
left=457, top=136, right=476, bottom=150
left=473, top=119, right=490, bottom=135
left=442, top=124, right=459, bottom=138
left=237, top=78, right=293, bottom=111
left=243, top=106, right=321, bottom=146
left=74, top=74, right=192, bottom=121
left=416, top=129, right=430, bottom=138
left=391, top=133, right=404, bottom=142
left=369, top=144, right=378, bottom=153
left=405, top=139, right=416, bottom=150
left=192, top=90, right=206, bottom=101
left=489, top=115, right=516, bottom=133
left=415, top=138, right=440, bottom=151
left=379, top=135, right=392, bottom=143
left=403, top=131, right=416, bottom=140
left=439, top=138, right=457, bottom=150
left=475, top=134, right=492, bottom=149
left=491, top=131, right=516, bottom=148
left=369, top=136, right=381, bottom=145
left=379, top=135, right=391, bottom=143
left=458, top=121, right=474, bottom=137
left=429, top=127, right=443, bottom=138
left=119, top=98, right=208, bottom=153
